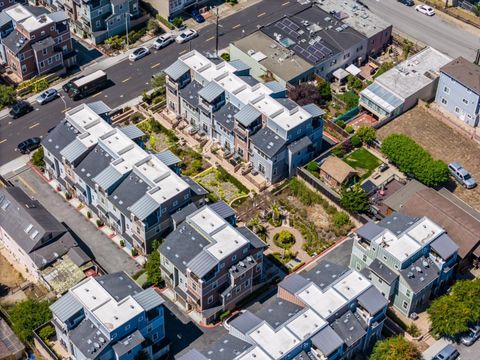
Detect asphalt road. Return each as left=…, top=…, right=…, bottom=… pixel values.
left=0, top=0, right=306, bottom=166
left=362, top=0, right=479, bottom=60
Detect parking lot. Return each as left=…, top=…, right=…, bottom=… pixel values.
left=8, top=167, right=140, bottom=275
left=422, top=338, right=480, bottom=360
left=377, top=106, right=480, bottom=210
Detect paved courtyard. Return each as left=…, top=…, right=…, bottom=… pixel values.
left=8, top=167, right=140, bottom=275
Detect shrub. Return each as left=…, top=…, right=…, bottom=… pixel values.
left=146, top=240, right=162, bottom=286
left=373, top=62, right=394, bottom=79
left=381, top=134, right=449, bottom=187
left=306, top=161, right=318, bottom=173
left=340, top=185, right=369, bottom=213
left=407, top=323, right=421, bottom=337
left=39, top=324, right=55, bottom=342
left=147, top=18, right=161, bottom=34
left=333, top=211, right=350, bottom=228
left=156, top=15, right=174, bottom=30
left=31, top=147, right=45, bottom=168
left=350, top=134, right=362, bottom=147
left=347, top=75, right=363, bottom=91
left=336, top=120, right=346, bottom=129
left=104, top=35, right=125, bottom=50
left=370, top=336, right=421, bottom=360
left=8, top=299, right=51, bottom=342
left=0, top=84, right=16, bottom=109
left=96, top=219, right=104, bottom=227
left=219, top=310, right=231, bottom=321
left=338, top=91, right=359, bottom=110
left=220, top=53, right=230, bottom=61
left=331, top=145, right=345, bottom=158
left=356, top=126, right=376, bottom=145
left=172, top=17, right=183, bottom=28
left=65, top=192, right=72, bottom=200
left=345, top=125, right=354, bottom=134
left=273, top=230, right=295, bottom=249
left=87, top=211, right=92, bottom=219
left=120, top=239, right=125, bottom=247
left=131, top=248, right=138, bottom=257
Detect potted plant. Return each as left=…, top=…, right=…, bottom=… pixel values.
left=120, top=240, right=125, bottom=248
left=96, top=219, right=104, bottom=228
left=87, top=211, right=92, bottom=219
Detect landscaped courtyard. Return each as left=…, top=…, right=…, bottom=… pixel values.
left=195, top=167, right=250, bottom=204
left=343, top=147, right=382, bottom=181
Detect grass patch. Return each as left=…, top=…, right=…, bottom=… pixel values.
left=196, top=167, right=248, bottom=203
left=343, top=148, right=381, bottom=180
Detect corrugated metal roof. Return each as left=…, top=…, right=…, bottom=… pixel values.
left=164, top=60, right=190, bottom=81
left=357, top=286, right=388, bottom=315
left=230, top=59, right=250, bottom=72
left=93, top=166, right=123, bottom=190
left=87, top=101, right=111, bottom=115
left=198, top=81, right=224, bottom=103
left=133, top=288, right=164, bottom=311
left=265, top=80, right=285, bottom=93
left=129, top=194, right=159, bottom=220
left=302, top=103, right=326, bottom=117
left=119, top=124, right=145, bottom=140
left=187, top=251, right=219, bottom=278
left=50, top=292, right=83, bottom=322
left=60, top=139, right=88, bottom=163
left=155, top=149, right=181, bottom=166
left=209, top=201, right=235, bottom=220
left=235, top=104, right=261, bottom=127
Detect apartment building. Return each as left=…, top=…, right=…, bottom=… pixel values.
left=0, top=186, right=90, bottom=289
left=165, top=50, right=324, bottom=184
left=159, top=204, right=266, bottom=324
left=55, top=0, right=139, bottom=44
left=153, top=0, right=208, bottom=21
left=50, top=273, right=168, bottom=360
left=179, top=260, right=388, bottom=360
left=435, top=57, right=480, bottom=127
left=0, top=0, right=25, bottom=12
left=350, top=212, right=458, bottom=317
left=1, top=4, right=76, bottom=81
left=43, top=101, right=205, bottom=254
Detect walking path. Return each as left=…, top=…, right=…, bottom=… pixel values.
left=265, top=224, right=310, bottom=263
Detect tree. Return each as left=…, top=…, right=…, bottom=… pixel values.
left=289, top=83, right=322, bottom=106
left=340, top=185, right=369, bottom=213
left=8, top=299, right=52, bottom=342
left=146, top=240, right=162, bottom=287
left=338, top=91, right=359, bottom=110
left=356, top=126, right=376, bottom=145
left=274, top=230, right=295, bottom=249
left=317, top=80, right=332, bottom=103
left=306, top=161, right=318, bottom=173
left=147, top=18, right=161, bottom=35
left=220, top=53, right=230, bottom=62
left=428, top=279, right=480, bottom=338
left=172, top=17, right=183, bottom=28
left=39, top=324, right=55, bottom=342
left=31, top=147, right=45, bottom=168
left=151, top=72, right=166, bottom=89
left=332, top=211, right=351, bottom=228
left=346, top=75, right=363, bottom=92
left=350, top=134, right=361, bottom=148
left=370, top=336, right=421, bottom=360
left=0, top=84, right=16, bottom=109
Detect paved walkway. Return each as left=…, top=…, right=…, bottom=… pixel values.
left=266, top=224, right=310, bottom=263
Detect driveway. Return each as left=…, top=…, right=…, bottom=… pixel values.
left=9, top=167, right=140, bottom=275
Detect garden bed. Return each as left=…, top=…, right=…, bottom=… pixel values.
left=195, top=167, right=249, bottom=203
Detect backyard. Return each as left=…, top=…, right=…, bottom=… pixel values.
left=343, top=148, right=382, bottom=181
left=195, top=166, right=250, bottom=204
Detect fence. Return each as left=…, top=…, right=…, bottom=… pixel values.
left=334, top=106, right=361, bottom=124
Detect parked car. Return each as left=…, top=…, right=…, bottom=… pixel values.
left=36, top=88, right=58, bottom=105
left=9, top=101, right=33, bottom=119
left=129, top=46, right=150, bottom=61
left=460, top=325, right=480, bottom=346
left=416, top=4, right=435, bottom=16
left=175, top=28, right=198, bottom=43
left=153, top=33, right=174, bottom=50
left=398, top=0, right=414, bottom=5
left=448, top=162, right=477, bottom=189
left=432, top=344, right=459, bottom=360
left=191, top=9, right=205, bottom=23
left=17, top=137, right=41, bottom=154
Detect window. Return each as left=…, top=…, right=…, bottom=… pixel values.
left=153, top=333, right=158, bottom=340
left=96, top=20, right=101, bottom=27
left=256, top=264, right=261, bottom=272
left=355, top=263, right=361, bottom=271
left=125, top=325, right=130, bottom=331
left=362, top=254, right=367, bottom=262
left=455, top=107, right=460, bottom=113
left=184, top=194, right=189, bottom=200
left=39, top=61, right=44, bottom=68
left=51, top=26, right=55, bottom=31
left=462, top=98, right=468, bottom=105
left=406, top=289, right=411, bottom=297
left=147, top=325, right=153, bottom=332
left=212, top=281, right=217, bottom=289
left=236, top=287, right=241, bottom=294
left=47, top=58, right=52, bottom=65
left=173, top=200, right=178, bottom=207
left=444, top=86, right=449, bottom=94
left=192, top=283, right=197, bottom=290
left=31, top=34, right=35, bottom=39
left=243, top=248, right=248, bottom=254
left=378, top=278, right=383, bottom=284
left=402, top=301, right=408, bottom=309
left=383, top=255, right=387, bottom=261
left=441, top=98, right=447, bottom=105
left=245, top=279, right=250, bottom=287
left=232, top=255, right=237, bottom=262
left=220, top=262, right=225, bottom=269
left=208, top=296, right=214, bottom=304
left=55, top=54, right=61, bottom=61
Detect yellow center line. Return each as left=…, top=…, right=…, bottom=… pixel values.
left=29, top=122, right=39, bottom=129
left=257, top=12, right=266, bottom=17
left=0, top=139, right=6, bottom=144
left=122, top=77, right=131, bottom=83
left=17, top=175, right=36, bottom=194
left=232, top=24, right=241, bottom=29
left=179, top=50, right=187, bottom=55
left=282, top=1, right=290, bottom=6
left=151, top=62, right=161, bottom=69
left=62, top=107, right=71, bottom=113
left=206, top=36, right=215, bottom=42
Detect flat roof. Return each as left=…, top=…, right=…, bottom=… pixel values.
left=285, top=309, right=327, bottom=340
left=209, top=226, right=248, bottom=260
left=248, top=323, right=299, bottom=359
left=189, top=207, right=226, bottom=235
left=21, top=13, right=52, bottom=32
left=332, top=272, right=371, bottom=301
left=5, top=4, right=33, bottom=23
left=237, top=347, right=272, bottom=360
left=73, top=70, right=106, bottom=87
left=298, top=285, right=347, bottom=319
left=92, top=296, right=142, bottom=331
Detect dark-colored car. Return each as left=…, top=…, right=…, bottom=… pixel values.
left=9, top=101, right=34, bottom=119
left=191, top=9, right=205, bottom=23
left=17, top=137, right=41, bottom=154
left=398, top=0, right=414, bottom=5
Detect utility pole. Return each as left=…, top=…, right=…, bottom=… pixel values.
left=215, top=7, right=219, bottom=58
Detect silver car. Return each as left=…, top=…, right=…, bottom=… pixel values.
left=448, top=162, right=477, bottom=189
left=461, top=325, right=480, bottom=346
left=36, top=88, right=58, bottom=105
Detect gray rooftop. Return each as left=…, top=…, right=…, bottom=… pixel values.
left=50, top=291, right=83, bottom=322
left=253, top=295, right=303, bottom=329
left=251, top=127, right=287, bottom=158
left=132, top=287, right=164, bottom=311
left=195, top=334, right=252, bottom=360
left=214, top=102, right=239, bottom=131
left=187, top=250, right=219, bottom=278
left=165, top=60, right=190, bottom=81
left=311, top=325, right=344, bottom=357
left=43, top=120, right=79, bottom=160
left=182, top=175, right=209, bottom=196
left=229, top=310, right=263, bottom=335
left=302, top=103, right=326, bottom=118
left=279, top=273, right=310, bottom=294
left=75, top=145, right=113, bottom=189
left=209, top=201, right=235, bottom=221
left=155, top=149, right=181, bottom=167
left=198, top=81, right=224, bottom=103
left=112, top=330, right=144, bottom=357
left=178, top=349, right=209, bottom=360
left=400, top=256, right=439, bottom=293
left=357, top=286, right=389, bottom=315
left=330, top=311, right=366, bottom=347
left=0, top=319, right=25, bottom=358
left=356, top=222, right=385, bottom=241
left=2, top=30, right=29, bottom=55
left=234, top=104, right=262, bottom=128
left=431, top=233, right=458, bottom=260
left=367, top=258, right=398, bottom=285
left=264, top=80, right=285, bottom=94
left=382, top=179, right=428, bottom=211
left=172, top=203, right=199, bottom=226
left=119, top=124, right=145, bottom=140
left=128, top=194, right=158, bottom=221
left=288, top=136, right=312, bottom=155
left=0, top=12, right=12, bottom=28
left=110, top=172, right=149, bottom=216
left=229, top=59, right=250, bottom=73
left=46, top=10, right=69, bottom=23
left=180, top=80, right=203, bottom=108
left=69, top=319, right=109, bottom=359
left=92, top=165, right=123, bottom=192
left=378, top=212, right=419, bottom=236
left=67, top=246, right=91, bottom=267
left=31, top=36, right=54, bottom=52
left=237, top=226, right=267, bottom=249
left=302, top=260, right=349, bottom=290
left=96, top=272, right=142, bottom=301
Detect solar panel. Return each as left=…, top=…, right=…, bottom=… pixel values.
left=307, top=54, right=320, bottom=63
left=313, top=42, right=333, bottom=56
left=288, top=29, right=300, bottom=38
left=282, top=18, right=300, bottom=31
left=275, top=22, right=287, bottom=32
left=306, top=46, right=325, bottom=60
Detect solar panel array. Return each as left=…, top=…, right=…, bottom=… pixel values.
left=275, top=18, right=301, bottom=39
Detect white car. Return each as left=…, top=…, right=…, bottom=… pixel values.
left=36, top=88, right=58, bottom=105
left=129, top=46, right=150, bottom=61
left=416, top=4, right=435, bottom=16
left=175, top=28, right=198, bottom=44
left=153, top=33, right=174, bottom=50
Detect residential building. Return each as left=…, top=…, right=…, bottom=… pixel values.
left=1, top=4, right=76, bottom=81
left=151, top=0, right=209, bottom=21
left=0, top=186, right=91, bottom=291
left=42, top=101, right=205, bottom=254
left=0, top=0, right=25, bottom=12
left=179, top=260, right=388, bottom=359
left=435, top=57, right=480, bottom=127
left=359, top=47, right=451, bottom=120
left=381, top=180, right=480, bottom=270
left=50, top=273, right=168, bottom=360
left=350, top=212, right=458, bottom=316
left=230, top=4, right=369, bottom=86
left=0, top=319, right=25, bottom=360
left=317, top=0, right=392, bottom=57
left=55, top=0, right=140, bottom=44
left=319, top=156, right=358, bottom=191
left=0, top=9, right=15, bottom=64
left=165, top=50, right=325, bottom=184
left=159, top=203, right=266, bottom=324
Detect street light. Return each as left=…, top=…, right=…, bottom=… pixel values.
left=125, top=12, right=133, bottom=48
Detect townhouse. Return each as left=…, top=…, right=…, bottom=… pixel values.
left=55, top=0, right=139, bottom=44
left=42, top=101, right=205, bottom=254
left=435, top=57, right=480, bottom=127
left=179, top=260, right=388, bottom=360
left=0, top=0, right=25, bottom=12
left=50, top=272, right=168, bottom=360
left=159, top=203, right=266, bottom=324
left=0, top=186, right=91, bottom=290
left=350, top=212, right=458, bottom=317
left=155, top=0, right=208, bottom=21
left=1, top=4, right=76, bottom=81
left=165, top=50, right=324, bottom=184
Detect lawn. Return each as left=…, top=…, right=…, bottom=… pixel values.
left=195, top=167, right=249, bottom=203
left=343, top=148, right=381, bottom=180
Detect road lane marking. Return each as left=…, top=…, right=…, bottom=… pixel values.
left=179, top=49, right=187, bottom=55
left=282, top=1, right=290, bottom=5
left=257, top=12, right=266, bottom=17
left=62, top=107, right=71, bottom=113
left=29, top=122, right=39, bottom=129
left=17, top=175, right=36, bottom=194
left=122, top=77, right=131, bottom=83
left=232, top=24, right=241, bottom=29
left=206, top=36, right=215, bottom=42
left=90, top=92, right=102, bottom=98
left=151, top=62, right=161, bottom=69
left=0, top=139, right=6, bottom=144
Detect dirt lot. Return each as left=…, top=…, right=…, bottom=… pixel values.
left=0, top=253, right=24, bottom=293
left=377, top=106, right=480, bottom=210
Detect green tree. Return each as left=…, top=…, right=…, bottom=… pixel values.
left=332, top=211, right=350, bottom=228
left=317, top=80, right=332, bottom=103
left=306, top=161, right=318, bottom=173
left=31, top=147, right=45, bottom=168
left=340, top=185, right=369, bottom=213
left=373, top=62, right=394, bottom=79
left=172, top=17, right=183, bottom=28
left=356, top=126, right=376, bottom=145
left=370, top=336, right=421, bottom=360
left=346, top=75, right=363, bottom=92
left=146, top=240, right=162, bottom=287
left=0, top=84, right=16, bottom=109
left=350, top=134, right=361, bottom=148
left=151, top=72, right=166, bottom=89
left=147, top=18, right=161, bottom=34
left=274, top=230, right=295, bottom=249
left=39, top=324, right=55, bottom=342
left=220, top=53, right=230, bottom=62
left=338, top=91, right=359, bottom=110
left=428, top=279, right=480, bottom=338
left=8, top=299, right=52, bottom=342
